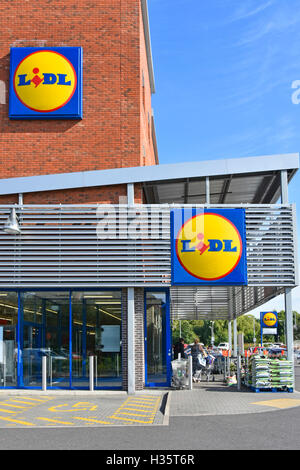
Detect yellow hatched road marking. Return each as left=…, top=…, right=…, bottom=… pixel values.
left=17, top=397, right=54, bottom=402
left=0, top=408, right=18, bottom=414
left=117, top=412, right=156, bottom=417
left=0, top=403, right=28, bottom=409
left=37, top=417, right=74, bottom=425
left=121, top=407, right=156, bottom=413
left=109, top=415, right=153, bottom=424
left=129, top=397, right=157, bottom=402
left=153, top=397, right=161, bottom=411
left=74, top=417, right=112, bottom=425
left=251, top=399, right=300, bottom=409
left=0, top=416, right=35, bottom=426
left=129, top=400, right=156, bottom=406
left=108, top=395, right=161, bottom=424
left=125, top=403, right=154, bottom=408
left=8, top=400, right=37, bottom=406
left=136, top=395, right=159, bottom=399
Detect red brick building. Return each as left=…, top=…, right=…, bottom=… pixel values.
left=0, top=0, right=158, bottom=204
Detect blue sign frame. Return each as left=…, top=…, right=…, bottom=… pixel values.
left=260, top=311, right=278, bottom=345
left=260, top=311, right=278, bottom=329
left=171, top=208, right=248, bottom=286
left=9, top=47, right=83, bottom=119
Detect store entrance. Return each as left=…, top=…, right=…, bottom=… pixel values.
left=145, top=290, right=171, bottom=387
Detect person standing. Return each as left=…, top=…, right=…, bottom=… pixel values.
left=190, top=338, right=205, bottom=377
left=173, top=338, right=186, bottom=360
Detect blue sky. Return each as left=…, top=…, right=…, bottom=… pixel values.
left=148, top=0, right=300, bottom=316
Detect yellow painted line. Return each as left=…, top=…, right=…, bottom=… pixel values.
left=127, top=400, right=157, bottom=404
left=121, top=407, right=156, bottom=413
left=0, top=408, right=18, bottom=414
left=251, top=399, right=300, bottom=409
left=8, top=400, right=37, bottom=406
left=153, top=397, right=161, bottom=413
left=109, top=415, right=153, bottom=424
left=0, top=403, right=29, bottom=409
left=129, top=397, right=157, bottom=402
left=125, top=403, right=154, bottom=408
left=136, top=395, right=159, bottom=399
left=17, top=397, right=53, bottom=402
left=36, top=417, right=74, bottom=425
left=74, top=417, right=112, bottom=425
left=117, top=412, right=156, bottom=418
left=0, top=416, right=35, bottom=426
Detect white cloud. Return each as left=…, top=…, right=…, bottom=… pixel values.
left=228, top=1, right=274, bottom=23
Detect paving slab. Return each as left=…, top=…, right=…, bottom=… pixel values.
left=169, top=382, right=300, bottom=416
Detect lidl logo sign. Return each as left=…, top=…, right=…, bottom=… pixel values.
left=171, top=208, right=247, bottom=285
left=261, top=312, right=278, bottom=328
left=9, top=47, right=82, bottom=119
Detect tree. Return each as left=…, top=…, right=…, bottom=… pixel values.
left=172, top=320, right=197, bottom=345
left=237, top=315, right=259, bottom=344
left=171, top=311, right=300, bottom=348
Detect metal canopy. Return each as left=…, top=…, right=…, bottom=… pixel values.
left=0, top=153, right=298, bottom=199
left=143, top=169, right=295, bottom=205
left=170, top=285, right=281, bottom=321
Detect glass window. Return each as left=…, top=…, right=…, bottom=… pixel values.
left=71, top=291, right=122, bottom=389
left=23, top=292, right=43, bottom=324
left=22, top=292, right=70, bottom=388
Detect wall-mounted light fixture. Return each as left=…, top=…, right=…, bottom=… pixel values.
left=3, top=208, right=21, bottom=235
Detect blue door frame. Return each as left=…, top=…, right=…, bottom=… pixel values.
left=3, top=288, right=123, bottom=390
left=144, top=288, right=172, bottom=387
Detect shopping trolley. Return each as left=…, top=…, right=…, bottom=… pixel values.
left=171, top=358, right=189, bottom=389
left=193, top=354, right=215, bottom=382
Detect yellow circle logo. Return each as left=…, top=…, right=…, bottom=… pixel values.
left=13, top=50, right=77, bottom=112
left=262, top=312, right=277, bottom=327
left=176, top=213, right=242, bottom=280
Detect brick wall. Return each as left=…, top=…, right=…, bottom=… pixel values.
left=0, top=0, right=156, bottom=204
left=122, top=288, right=145, bottom=391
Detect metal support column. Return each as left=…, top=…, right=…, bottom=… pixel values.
left=281, top=170, right=288, bottom=205
left=188, top=356, right=193, bottom=390
left=281, top=170, right=294, bottom=363
left=127, top=183, right=134, bottom=206
left=233, top=317, right=237, bottom=357
left=127, top=183, right=135, bottom=394
left=89, top=356, right=94, bottom=391
left=228, top=321, right=232, bottom=351
left=205, top=177, right=210, bottom=204
left=127, top=287, right=135, bottom=395
left=284, top=288, right=294, bottom=363
left=42, top=356, right=47, bottom=391
left=228, top=288, right=233, bottom=352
